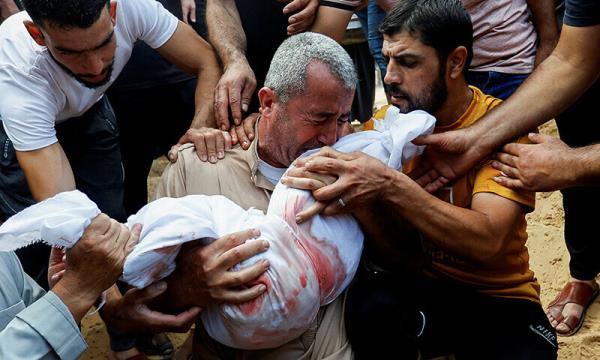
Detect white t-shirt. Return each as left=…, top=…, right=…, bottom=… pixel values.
left=0, top=0, right=178, bottom=151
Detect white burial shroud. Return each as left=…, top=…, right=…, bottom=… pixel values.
left=0, top=108, right=435, bottom=349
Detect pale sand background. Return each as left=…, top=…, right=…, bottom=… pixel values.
left=79, top=85, right=600, bottom=359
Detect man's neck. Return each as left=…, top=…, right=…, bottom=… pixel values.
left=434, top=83, right=473, bottom=127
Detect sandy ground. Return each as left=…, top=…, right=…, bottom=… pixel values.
left=80, top=114, right=600, bottom=359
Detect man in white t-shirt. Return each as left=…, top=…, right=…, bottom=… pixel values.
left=0, top=0, right=219, bottom=288
left=0, top=1, right=219, bottom=358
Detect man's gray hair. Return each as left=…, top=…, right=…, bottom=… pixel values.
left=264, top=32, right=358, bottom=103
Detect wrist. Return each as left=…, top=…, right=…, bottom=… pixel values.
left=52, top=279, right=101, bottom=323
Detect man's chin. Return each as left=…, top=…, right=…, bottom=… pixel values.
left=76, top=75, right=110, bottom=89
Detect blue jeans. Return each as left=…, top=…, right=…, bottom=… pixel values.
left=356, top=0, right=388, bottom=83
left=466, top=71, right=529, bottom=100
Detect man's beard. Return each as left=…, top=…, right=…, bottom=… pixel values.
left=50, top=52, right=115, bottom=89
left=388, top=67, right=448, bottom=114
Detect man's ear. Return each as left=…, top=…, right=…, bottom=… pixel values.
left=447, top=46, right=468, bottom=79
left=23, top=21, right=46, bottom=46
left=110, top=1, right=117, bottom=25
left=258, top=87, right=277, bottom=116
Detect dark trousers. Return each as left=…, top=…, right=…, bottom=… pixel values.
left=0, top=96, right=125, bottom=289
left=345, top=267, right=557, bottom=360
left=107, top=78, right=196, bottom=215
left=555, top=79, right=600, bottom=281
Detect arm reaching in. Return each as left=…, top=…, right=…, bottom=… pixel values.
left=492, top=132, right=600, bottom=191
left=409, top=24, right=600, bottom=192
left=51, top=214, right=140, bottom=323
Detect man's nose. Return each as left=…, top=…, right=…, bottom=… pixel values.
left=384, top=62, right=401, bottom=87
left=318, top=121, right=338, bottom=146
left=83, top=53, right=105, bottom=75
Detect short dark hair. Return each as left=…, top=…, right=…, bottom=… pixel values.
left=379, top=0, right=473, bottom=74
left=22, top=0, right=110, bottom=29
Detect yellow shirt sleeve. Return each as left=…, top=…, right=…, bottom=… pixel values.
left=472, top=135, right=535, bottom=212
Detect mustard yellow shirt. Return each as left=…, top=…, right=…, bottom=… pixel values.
left=371, top=86, right=540, bottom=303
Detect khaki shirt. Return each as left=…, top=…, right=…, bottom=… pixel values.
left=156, top=137, right=351, bottom=360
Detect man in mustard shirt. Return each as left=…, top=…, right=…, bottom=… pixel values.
left=283, top=0, right=557, bottom=358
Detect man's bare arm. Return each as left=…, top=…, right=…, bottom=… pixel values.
left=0, top=0, right=18, bottom=22
left=16, top=142, right=76, bottom=201
left=284, top=149, right=525, bottom=264
left=311, top=6, right=354, bottom=43
left=412, top=25, right=600, bottom=190
left=526, top=0, right=559, bottom=66
left=492, top=133, right=600, bottom=191
left=206, top=0, right=255, bottom=128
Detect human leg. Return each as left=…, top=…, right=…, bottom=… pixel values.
left=549, top=79, right=600, bottom=335
left=55, top=96, right=126, bottom=221
left=418, top=285, right=557, bottom=360
left=107, top=79, right=196, bottom=215
left=345, top=267, right=422, bottom=359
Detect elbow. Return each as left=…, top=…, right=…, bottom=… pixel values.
left=469, top=236, right=507, bottom=267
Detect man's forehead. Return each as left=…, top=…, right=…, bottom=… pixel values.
left=41, top=8, right=114, bottom=51
left=382, top=31, right=425, bottom=54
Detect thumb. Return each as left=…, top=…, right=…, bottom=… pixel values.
left=411, top=133, right=440, bottom=146
left=134, top=281, right=168, bottom=303
left=528, top=132, right=549, bottom=144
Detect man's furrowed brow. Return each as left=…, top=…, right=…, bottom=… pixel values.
left=55, top=30, right=114, bottom=53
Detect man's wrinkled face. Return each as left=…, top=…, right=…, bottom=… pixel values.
left=266, top=62, right=354, bottom=168
left=382, top=31, right=447, bottom=114
left=39, top=6, right=117, bottom=88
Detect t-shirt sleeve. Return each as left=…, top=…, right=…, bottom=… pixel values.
left=320, top=0, right=365, bottom=11
left=563, top=0, right=600, bottom=27
left=120, top=0, right=179, bottom=49
left=0, top=67, right=60, bottom=151
left=472, top=136, right=535, bottom=212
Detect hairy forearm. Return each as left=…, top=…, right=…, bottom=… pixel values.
left=570, top=144, right=600, bottom=187
left=192, top=52, right=221, bottom=128
left=472, top=26, right=600, bottom=154
left=382, top=171, right=511, bottom=264
left=206, top=0, right=247, bottom=68
left=16, top=143, right=76, bottom=202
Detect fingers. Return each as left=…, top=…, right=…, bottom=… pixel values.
left=131, top=281, right=169, bottom=304
left=188, top=3, right=196, bottom=23
left=208, top=228, right=261, bottom=258
left=219, top=284, right=267, bottom=304
left=423, top=177, right=448, bottom=193
left=283, top=0, right=308, bottom=14
left=295, top=201, right=327, bottom=224
left=50, top=269, right=66, bottom=285
left=229, top=87, right=244, bottom=126
left=103, top=219, right=122, bottom=244
left=281, top=170, right=332, bottom=191
left=220, top=239, right=270, bottom=270
left=88, top=213, right=112, bottom=235
left=493, top=151, right=518, bottom=168
left=219, top=258, right=270, bottom=287
left=286, top=0, right=318, bottom=34
left=492, top=175, right=526, bottom=190
left=168, top=144, right=181, bottom=163
left=214, top=84, right=231, bottom=131
left=240, top=82, right=254, bottom=116
left=231, top=113, right=257, bottom=150
left=124, top=224, right=142, bottom=254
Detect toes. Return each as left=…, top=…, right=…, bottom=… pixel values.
left=556, top=323, right=571, bottom=334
